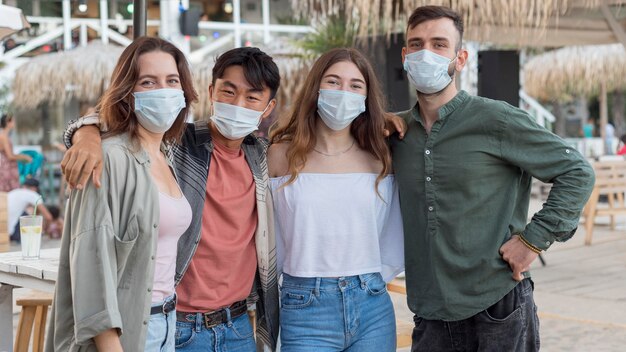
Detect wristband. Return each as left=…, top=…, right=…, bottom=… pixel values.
left=518, top=234, right=542, bottom=254
left=63, top=114, right=103, bottom=149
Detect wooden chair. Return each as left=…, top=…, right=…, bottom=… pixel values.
left=583, top=160, right=626, bottom=245
left=14, top=293, right=53, bottom=352
left=0, top=192, right=9, bottom=252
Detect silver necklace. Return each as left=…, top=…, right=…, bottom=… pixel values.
left=312, top=140, right=356, bottom=157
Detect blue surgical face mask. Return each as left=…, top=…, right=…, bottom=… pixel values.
left=210, top=101, right=269, bottom=140
left=403, top=50, right=457, bottom=94
left=317, top=89, right=367, bottom=131
left=133, top=88, right=186, bottom=134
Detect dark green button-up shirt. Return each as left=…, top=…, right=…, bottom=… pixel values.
left=390, top=91, right=594, bottom=321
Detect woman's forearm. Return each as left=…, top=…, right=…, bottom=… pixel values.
left=93, top=328, right=123, bottom=352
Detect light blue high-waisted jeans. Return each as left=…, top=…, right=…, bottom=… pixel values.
left=145, top=294, right=176, bottom=352
left=280, top=272, right=396, bottom=352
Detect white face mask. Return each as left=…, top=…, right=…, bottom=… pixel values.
left=403, top=50, right=457, bottom=94
left=317, top=89, right=367, bottom=131
left=209, top=101, right=268, bottom=140
left=133, top=88, right=186, bottom=133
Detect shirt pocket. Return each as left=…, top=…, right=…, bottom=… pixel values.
left=114, top=214, right=140, bottom=284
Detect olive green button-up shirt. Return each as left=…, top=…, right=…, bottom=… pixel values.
left=46, top=134, right=161, bottom=351
left=390, top=91, right=594, bottom=321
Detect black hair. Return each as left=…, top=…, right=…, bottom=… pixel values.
left=407, top=6, right=464, bottom=51
left=212, top=47, right=281, bottom=99
left=47, top=205, right=61, bottom=219
left=1, top=114, right=12, bottom=128
left=621, top=134, right=626, bottom=144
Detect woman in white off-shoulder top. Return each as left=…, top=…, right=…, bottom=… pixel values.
left=267, top=48, right=404, bottom=352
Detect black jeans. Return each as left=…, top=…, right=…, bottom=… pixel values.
left=411, top=279, right=540, bottom=352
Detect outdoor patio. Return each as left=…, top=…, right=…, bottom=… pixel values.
left=8, top=195, right=626, bottom=351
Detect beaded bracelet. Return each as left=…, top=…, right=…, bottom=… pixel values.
left=518, top=234, right=542, bottom=254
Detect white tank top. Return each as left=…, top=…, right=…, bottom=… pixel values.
left=152, top=191, right=192, bottom=303
left=270, top=173, right=404, bottom=282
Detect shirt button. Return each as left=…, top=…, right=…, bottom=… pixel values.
left=151, top=255, right=155, bottom=260
left=545, top=241, right=550, bottom=246
left=143, top=321, right=147, bottom=325
left=565, top=149, right=571, bottom=153
left=147, top=288, right=152, bottom=292
left=153, top=224, right=158, bottom=228
left=426, top=177, right=432, bottom=182
left=428, top=206, right=434, bottom=211
left=425, top=150, right=431, bottom=155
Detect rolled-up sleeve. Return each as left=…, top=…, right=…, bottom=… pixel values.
left=499, top=107, right=596, bottom=250
left=65, top=154, right=124, bottom=345
left=70, top=225, right=123, bottom=344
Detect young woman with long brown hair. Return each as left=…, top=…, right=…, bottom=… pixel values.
left=47, top=37, right=197, bottom=352
left=268, top=48, right=404, bottom=351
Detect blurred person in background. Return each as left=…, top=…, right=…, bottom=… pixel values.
left=617, top=134, right=626, bottom=155
left=7, top=178, right=52, bottom=242
left=45, top=204, right=64, bottom=239
left=0, top=114, right=32, bottom=191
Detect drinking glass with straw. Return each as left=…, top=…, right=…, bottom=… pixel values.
left=19, top=196, right=43, bottom=259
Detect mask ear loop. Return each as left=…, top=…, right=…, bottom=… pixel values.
left=256, top=102, right=272, bottom=128
left=447, top=56, right=459, bottom=78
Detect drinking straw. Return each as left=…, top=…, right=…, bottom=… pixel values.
left=33, top=196, right=43, bottom=216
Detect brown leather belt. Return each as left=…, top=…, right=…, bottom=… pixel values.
left=176, top=300, right=247, bottom=328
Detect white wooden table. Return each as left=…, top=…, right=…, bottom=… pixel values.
left=0, top=248, right=59, bottom=351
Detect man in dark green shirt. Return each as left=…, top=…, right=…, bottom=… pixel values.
left=390, top=6, right=595, bottom=352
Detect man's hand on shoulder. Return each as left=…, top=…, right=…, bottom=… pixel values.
left=499, top=235, right=539, bottom=282
left=383, top=112, right=407, bottom=139
left=60, top=125, right=103, bottom=189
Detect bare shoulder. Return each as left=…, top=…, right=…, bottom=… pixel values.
left=267, top=142, right=290, bottom=177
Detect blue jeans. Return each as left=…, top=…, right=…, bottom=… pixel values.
left=174, top=310, right=255, bottom=352
left=411, top=279, right=540, bottom=352
left=145, top=296, right=176, bottom=352
left=280, top=272, right=396, bottom=352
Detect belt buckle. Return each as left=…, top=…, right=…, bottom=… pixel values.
left=162, top=296, right=176, bottom=315
left=203, top=311, right=221, bottom=329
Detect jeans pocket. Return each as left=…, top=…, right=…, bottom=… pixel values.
left=280, top=287, right=315, bottom=309
left=230, top=315, right=254, bottom=339
left=481, top=305, right=522, bottom=323
left=174, top=322, right=196, bottom=348
left=365, top=274, right=388, bottom=296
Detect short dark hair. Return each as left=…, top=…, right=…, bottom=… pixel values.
left=23, top=178, right=39, bottom=190
left=0, top=114, right=12, bottom=128
left=47, top=205, right=61, bottom=219
left=407, top=6, right=464, bottom=50
left=212, top=47, right=281, bottom=99
left=621, top=134, right=626, bottom=144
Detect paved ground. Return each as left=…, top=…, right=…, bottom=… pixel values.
left=7, top=197, right=626, bottom=351
left=395, top=198, right=626, bottom=351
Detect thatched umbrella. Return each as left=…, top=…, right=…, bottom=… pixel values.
left=523, top=44, right=626, bottom=147
left=524, top=44, right=626, bottom=102
left=291, top=0, right=622, bottom=47
left=12, top=41, right=124, bottom=109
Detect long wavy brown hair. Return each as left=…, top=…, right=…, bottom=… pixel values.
left=98, top=37, right=198, bottom=145
left=270, top=48, right=391, bottom=190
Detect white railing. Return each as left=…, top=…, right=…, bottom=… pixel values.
left=1, top=16, right=313, bottom=63
left=519, top=89, right=556, bottom=129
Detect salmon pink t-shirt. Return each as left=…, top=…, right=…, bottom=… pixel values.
left=176, top=140, right=258, bottom=311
